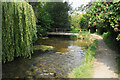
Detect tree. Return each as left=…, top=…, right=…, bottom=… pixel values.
left=2, top=2, right=37, bottom=63
left=87, top=2, right=120, bottom=40
left=45, top=2, right=71, bottom=30
left=70, top=14, right=81, bottom=29
left=79, top=14, right=89, bottom=29
left=29, top=2, right=53, bottom=37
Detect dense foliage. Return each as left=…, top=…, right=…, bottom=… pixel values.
left=70, top=14, right=81, bottom=29
left=87, top=2, right=120, bottom=40
left=45, top=2, right=71, bottom=30
left=70, top=13, right=89, bottom=33
left=29, top=2, right=53, bottom=37
left=79, top=14, right=89, bottom=29
left=29, top=2, right=71, bottom=35
left=2, top=2, right=37, bottom=63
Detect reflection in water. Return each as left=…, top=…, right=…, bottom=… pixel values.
left=2, top=37, right=89, bottom=78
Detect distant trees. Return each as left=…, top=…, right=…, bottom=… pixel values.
left=45, top=2, right=71, bottom=29
left=70, top=14, right=81, bottom=29
left=29, top=2, right=71, bottom=35
left=79, top=14, right=89, bottom=29
left=29, top=2, right=53, bottom=37
left=70, top=13, right=89, bottom=31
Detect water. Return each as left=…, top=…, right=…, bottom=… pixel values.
left=2, top=36, right=90, bottom=78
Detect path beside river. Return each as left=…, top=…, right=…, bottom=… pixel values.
left=92, top=34, right=118, bottom=78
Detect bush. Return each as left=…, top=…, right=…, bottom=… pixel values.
left=103, top=32, right=120, bottom=52
left=36, top=25, right=48, bottom=38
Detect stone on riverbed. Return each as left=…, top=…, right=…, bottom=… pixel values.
left=55, top=52, right=61, bottom=54
left=42, top=37, right=49, bottom=39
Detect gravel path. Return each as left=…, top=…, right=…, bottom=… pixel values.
left=92, top=34, right=118, bottom=78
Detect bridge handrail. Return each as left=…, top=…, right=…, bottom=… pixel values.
left=48, top=28, right=87, bottom=33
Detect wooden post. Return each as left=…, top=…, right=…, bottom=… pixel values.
left=73, top=29, right=74, bottom=34
left=89, top=29, right=90, bottom=33
left=56, top=28, right=58, bottom=33
left=80, top=28, right=81, bottom=33
left=73, top=25, right=75, bottom=34
left=64, top=28, right=65, bottom=33
left=96, top=29, right=98, bottom=32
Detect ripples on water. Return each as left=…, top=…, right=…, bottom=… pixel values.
left=2, top=36, right=90, bottom=78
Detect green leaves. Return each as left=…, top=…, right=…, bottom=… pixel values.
left=116, top=34, right=120, bottom=41
left=45, top=2, right=71, bottom=29
left=87, top=2, right=120, bottom=40
left=2, top=2, right=37, bottom=63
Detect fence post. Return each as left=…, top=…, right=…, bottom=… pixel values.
left=80, top=28, right=81, bottom=33
left=56, top=28, right=58, bottom=33
left=96, top=29, right=98, bottom=32
left=73, top=29, right=74, bottom=34
left=89, top=29, right=90, bottom=33
left=64, top=28, right=65, bottom=33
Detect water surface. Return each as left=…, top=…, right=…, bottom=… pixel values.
left=2, top=36, right=89, bottom=78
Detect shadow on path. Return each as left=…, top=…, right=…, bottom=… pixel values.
left=93, top=34, right=118, bottom=78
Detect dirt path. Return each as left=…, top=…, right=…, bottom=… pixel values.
left=91, top=34, right=118, bottom=78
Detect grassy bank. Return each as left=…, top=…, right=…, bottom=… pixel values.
left=68, top=39, right=98, bottom=78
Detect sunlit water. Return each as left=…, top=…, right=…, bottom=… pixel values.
left=2, top=36, right=90, bottom=78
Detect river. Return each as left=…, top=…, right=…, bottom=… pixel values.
left=2, top=36, right=90, bottom=79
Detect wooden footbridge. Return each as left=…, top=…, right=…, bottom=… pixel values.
left=48, top=28, right=87, bottom=36
left=48, top=32, right=78, bottom=36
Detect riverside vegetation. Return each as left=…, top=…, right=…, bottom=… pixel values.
left=69, top=33, right=98, bottom=78
left=2, top=0, right=120, bottom=78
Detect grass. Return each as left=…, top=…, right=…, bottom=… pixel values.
left=68, top=39, right=98, bottom=78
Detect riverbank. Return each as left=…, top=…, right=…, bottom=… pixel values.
left=68, top=35, right=98, bottom=78
left=68, top=33, right=119, bottom=78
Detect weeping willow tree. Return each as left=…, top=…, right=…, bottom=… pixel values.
left=2, top=2, right=37, bottom=63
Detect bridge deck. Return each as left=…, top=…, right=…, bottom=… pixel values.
left=48, top=32, right=78, bottom=36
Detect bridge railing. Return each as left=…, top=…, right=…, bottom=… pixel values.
left=48, top=28, right=87, bottom=33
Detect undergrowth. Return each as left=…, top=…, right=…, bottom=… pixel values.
left=103, top=32, right=120, bottom=52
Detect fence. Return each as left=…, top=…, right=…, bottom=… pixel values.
left=48, top=28, right=87, bottom=33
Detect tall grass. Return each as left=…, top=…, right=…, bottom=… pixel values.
left=68, top=39, right=98, bottom=78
